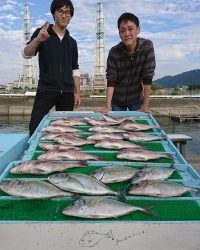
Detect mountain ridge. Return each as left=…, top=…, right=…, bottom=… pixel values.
left=154, top=69, right=200, bottom=88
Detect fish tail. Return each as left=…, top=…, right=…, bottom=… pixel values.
left=141, top=205, right=158, bottom=217
left=117, top=183, right=132, bottom=202
left=163, top=153, right=173, bottom=159
left=97, top=156, right=104, bottom=161
left=117, top=190, right=127, bottom=203
left=105, top=230, right=113, bottom=239
left=79, top=161, right=88, bottom=167
left=195, top=187, right=200, bottom=193
left=71, top=194, right=81, bottom=200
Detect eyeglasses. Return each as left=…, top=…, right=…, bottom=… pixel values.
left=56, top=9, right=71, bottom=17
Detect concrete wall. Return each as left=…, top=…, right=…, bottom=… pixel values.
left=0, top=96, right=199, bottom=116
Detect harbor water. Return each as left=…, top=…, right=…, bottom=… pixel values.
left=0, top=115, right=199, bottom=159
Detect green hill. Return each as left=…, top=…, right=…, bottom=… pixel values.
left=154, top=69, right=200, bottom=88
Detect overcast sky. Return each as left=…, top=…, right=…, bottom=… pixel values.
left=0, top=0, right=199, bottom=85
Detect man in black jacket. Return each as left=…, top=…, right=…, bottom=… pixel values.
left=96, top=12, right=156, bottom=113
left=23, top=0, right=80, bottom=136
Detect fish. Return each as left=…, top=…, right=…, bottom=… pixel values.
left=48, top=173, right=118, bottom=196
left=128, top=180, right=199, bottom=197
left=89, top=126, right=124, bottom=133
left=38, top=149, right=103, bottom=161
left=10, top=160, right=87, bottom=175
left=42, top=125, right=80, bottom=133
left=84, top=117, right=113, bottom=126
left=62, top=196, right=153, bottom=219
left=51, top=119, right=86, bottom=126
left=102, top=114, right=129, bottom=124
left=40, top=132, right=82, bottom=141
left=92, top=165, right=139, bottom=183
left=87, top=132, right=124, bottom=140
left=79, top=230, right=113, bottom=247
left=119, top=122, right=157, bottom=131
left=40, top=133, right=63, bottom=141
left=131, top=167, right=175, bottom=183
left=53, top=135, right=94, bottom=146
left=94, top=139, right=142, bottom=150
left=38, top=142, right=80, bottom=151
left=117, top=148, right=173, bottom=161
left=123, top=132, right=165, bottom=142
left=0, top=179, right=72, bottom=198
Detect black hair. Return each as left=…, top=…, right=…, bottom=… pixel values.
left=50, top=0, right=74, bottom=17
left=118, top=13, right=139, bottom=29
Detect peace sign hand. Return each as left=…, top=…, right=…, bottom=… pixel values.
left=37, top=21, right=50, bottom=43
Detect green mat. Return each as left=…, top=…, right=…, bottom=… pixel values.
left=0, top=198, right=199, bottom=221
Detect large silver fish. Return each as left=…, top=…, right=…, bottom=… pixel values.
left=131, top=167, right=175, bottom=183
left=10, top=160, right=87, bottom=175
left=119, top=122, right=157, bottom=131
left=94, top=139, right=142, bottom=150
left=129, top=180, right=198, bottom=197
left=89, top=126, right=124, bottom=133
left=123, top=132, right=165, bottom=142
left=62, top=196, right=153, bottom=219
left=42, top=125, right=80, bottom=133
left=0, top=179, right=72, bottom=198
left=87, top=133, right=124, bottom=140
left=38, top=142, right=79, bottom=151
left=117, top=148, right=173, bottom=161
left=92, top=165, right=139, bottom=183
left=38, top=149, right=103, bottom=161
left=53, top=135, right=94, bottom=146
left=48, top=173, right=117, bottom=196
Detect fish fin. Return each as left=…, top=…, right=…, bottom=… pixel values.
left=71, top=194, right=81, bottom=200
left=34, top=168, right=48, bottom=174
left=142, top=205, right=158, bottom=217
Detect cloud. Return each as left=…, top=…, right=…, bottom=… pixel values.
left=0, top=0, right=199, bottom=84
left=0, top=4, right=14, bottom=11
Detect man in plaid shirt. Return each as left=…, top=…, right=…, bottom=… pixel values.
left=97, top=12, right=156, bottom=113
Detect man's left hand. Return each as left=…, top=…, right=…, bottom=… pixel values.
left=139, top=105, right=151, bottom=113
left=74, top=94, right=81, bottom=109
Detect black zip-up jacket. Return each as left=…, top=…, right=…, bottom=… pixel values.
left=106, top=38, right=156, bottom=107
left=28, top=24, right=79, bottom=93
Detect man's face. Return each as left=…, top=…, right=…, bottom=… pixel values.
left=54, top=5, right=71, bottom=28
left=119, top=20, right=140, bottom=47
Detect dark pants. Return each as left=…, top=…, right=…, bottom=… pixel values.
left=111, top=101, right=143, bottom=111
left=29, top=91, right=74, bottom=136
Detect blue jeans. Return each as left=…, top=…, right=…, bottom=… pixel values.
left=112, top=101, right=143, bottom=111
